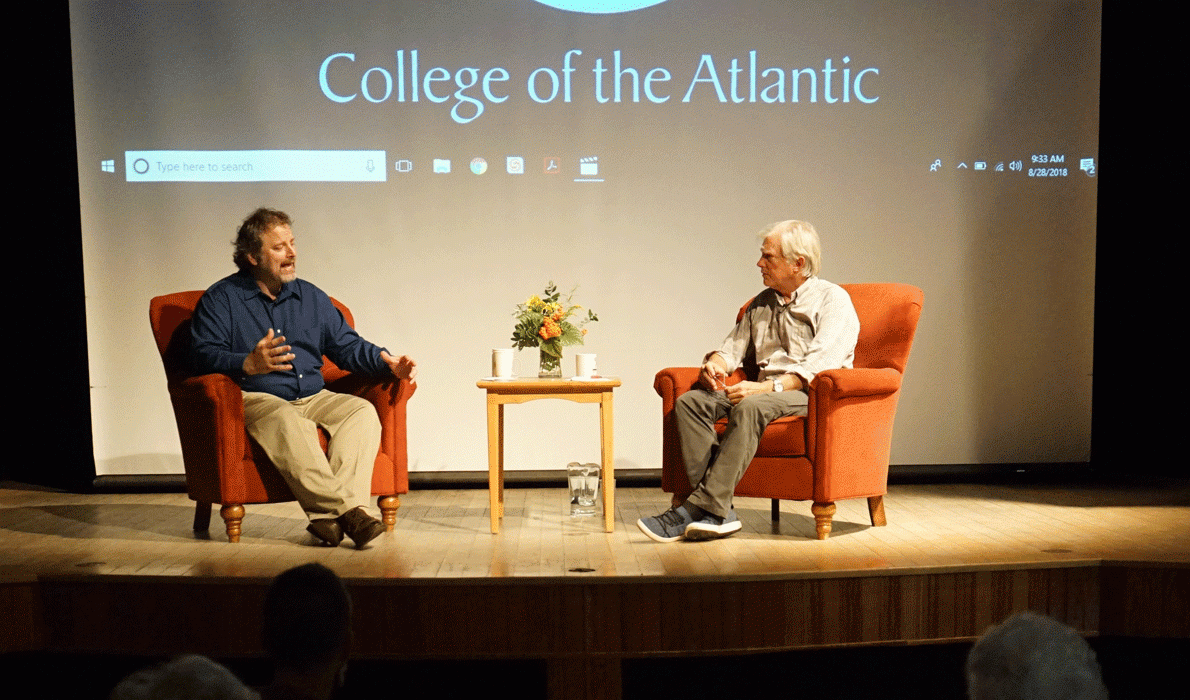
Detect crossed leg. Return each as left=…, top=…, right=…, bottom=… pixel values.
left=242, top=389, right=381, bottom=520
left=675, top=389, right=808, bottom=518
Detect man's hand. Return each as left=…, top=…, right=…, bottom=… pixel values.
left=381, top=351, right=418, bottom=381
left=698, top=355, right=729, bottom=391
left=242, top=329, right=294, bottom=376
left=724, top=381, right=770, bottom=405
left=724, top=374, right=804, bottom=404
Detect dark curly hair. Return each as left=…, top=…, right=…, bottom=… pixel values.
left=233, top=208, right=292, bottom=272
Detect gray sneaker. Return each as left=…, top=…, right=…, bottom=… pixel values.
left=684, top=508, right=742, bottom=540
left=637, top=504, right=701, bottom=543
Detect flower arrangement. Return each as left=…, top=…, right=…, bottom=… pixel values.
left=511, top=282, right=598, bottom=376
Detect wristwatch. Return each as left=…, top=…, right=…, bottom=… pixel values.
left=772, top=378, right=784, bottom=393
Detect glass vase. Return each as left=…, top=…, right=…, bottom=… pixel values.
left=538, top=348, right=562, bottom=378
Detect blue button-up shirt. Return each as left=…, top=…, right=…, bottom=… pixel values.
left=190, top=272, right=389, bottom=400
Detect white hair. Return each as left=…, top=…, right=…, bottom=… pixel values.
left=760, top=220, right=821, bottom=278
left=966, top=612, right=1108, bottom=700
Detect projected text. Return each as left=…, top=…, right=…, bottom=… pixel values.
left=124, top=150, right=388, bottom=183
left=319, top=49, right=882, bottom=124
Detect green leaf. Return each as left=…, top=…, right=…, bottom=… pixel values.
left=540, top=339, right=563, bottom=358
left=558, top=325, right=585, bottom=347
left=511, top=312, right=546, bottom=349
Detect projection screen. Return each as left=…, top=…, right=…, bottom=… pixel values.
left=69, top=0, right=1100, bottom=476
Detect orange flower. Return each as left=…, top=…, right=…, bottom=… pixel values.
left=539, top=319, right=561, bottom=340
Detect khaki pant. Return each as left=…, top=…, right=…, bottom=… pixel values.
left=242, top=389, right=380, bottom=520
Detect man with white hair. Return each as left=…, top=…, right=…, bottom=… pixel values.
left=638, top=220, right=860, bottom=542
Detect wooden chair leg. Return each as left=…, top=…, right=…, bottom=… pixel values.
left=378, top=495, right=401, bottom=531
left=811, top=501, right=836, bottom=540
left=220, top=504, right=245, bottom=543
left=671, top=493, right=683, bottom=508
left=771, top=498, right=780, bottom=522
left=193, top=502, right=212, bottom=531
left=867, top=495, right=887, bottom=527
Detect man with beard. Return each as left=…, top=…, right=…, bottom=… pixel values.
left=191, top=208, right=417, bottom=548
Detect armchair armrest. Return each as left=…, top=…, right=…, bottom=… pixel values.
left=812, top=367, right=902, bottom=400
left=325, top=373, right=417, bottom=445
left=654, top=366, right=748, bottom=493
left=167, top=373, right=249, bottom=499
left=654, top=366, right=749, bottom=405
left=170, top=373, right=247, bottom=426
left=325, top=373, right=417, bottom=406
left=325, top=373, right=417, bottom=495
left=653, top=367, right=701, bottom=402
left=807, top=367, right=905, bottom=500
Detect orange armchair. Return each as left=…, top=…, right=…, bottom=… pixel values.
left=654, top=283, right=922, bottom=539
left=150, top=291, right=416, bottom=542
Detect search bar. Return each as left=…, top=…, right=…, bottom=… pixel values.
left=124, top=150, right=387, bottom=182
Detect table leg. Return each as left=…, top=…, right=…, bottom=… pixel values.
left=497, top=404, right=505, bottom=518
left=487, top=397, right=503, bottom=534
left=600, top=390, right=615, bottom=533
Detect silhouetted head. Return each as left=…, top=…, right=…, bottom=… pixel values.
left=262, top=563, right=352, bottom=670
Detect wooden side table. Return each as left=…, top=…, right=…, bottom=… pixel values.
left=476, top=377, right=621, bottom=534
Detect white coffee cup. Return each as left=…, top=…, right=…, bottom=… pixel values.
left=575, top=353, right=597, bottom=379
left=492, top=348, right=514, bottom=378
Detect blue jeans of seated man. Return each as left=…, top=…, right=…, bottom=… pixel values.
left=676, top=389, right=809, bottom=518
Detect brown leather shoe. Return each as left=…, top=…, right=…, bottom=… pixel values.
left=337, top=507, right=385, bottom=548
left=306, top=518, right=343, bottom=547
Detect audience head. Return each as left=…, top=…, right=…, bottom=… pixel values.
left=110, top=654, right=255, bottom=700
left=966, top=611, right=1108, bottom=700
left=262, top=562, right=352, bottom=670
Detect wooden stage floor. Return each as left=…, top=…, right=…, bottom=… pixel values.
left=3, top=480, right=1187, bottom=579
left=2, top=478, right=1188, bottom=698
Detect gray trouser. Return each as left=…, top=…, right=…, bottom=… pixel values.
left=242, top=389, right=380, bottom=520
left=676, top=389, right=808, bottom=518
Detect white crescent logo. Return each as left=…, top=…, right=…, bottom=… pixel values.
left=532, top=0, right=668, bottom=14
